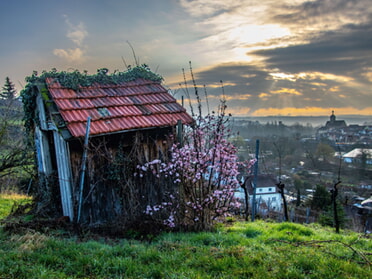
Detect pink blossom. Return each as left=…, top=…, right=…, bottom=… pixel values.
left=135, top=101, right=255, bottom=230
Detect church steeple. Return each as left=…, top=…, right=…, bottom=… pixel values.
left=330, top=110, right=336, bottom=122
left=323, top=110, right=346, bottom=129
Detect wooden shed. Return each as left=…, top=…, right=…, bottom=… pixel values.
left=25, top=67, right=193, bottom=226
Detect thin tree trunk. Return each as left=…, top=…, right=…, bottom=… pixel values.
left=277, top=182, right=289, bottom=221
left=332, top=181, right=341, bottom=233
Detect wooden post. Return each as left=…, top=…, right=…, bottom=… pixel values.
left=77, top=117, right=91, bottom=223
left=240, top=176, right=250, bottom=221
left=177, top=119, right=183, bottom=147
left=306, top=207, right=310, bottom=224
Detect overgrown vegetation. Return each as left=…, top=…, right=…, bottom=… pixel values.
left=0, top=77, right=33, bottom=193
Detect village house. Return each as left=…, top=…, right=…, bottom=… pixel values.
left=343, top=148, right=372, bottom=165
left=24, top=67, right=193, bottom=226
left=236, top=175, right=282, bottom=215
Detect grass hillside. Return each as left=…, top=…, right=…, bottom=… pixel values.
left=0, top=194, right=371, bottom=278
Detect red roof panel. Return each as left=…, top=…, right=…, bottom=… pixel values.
left=45, top=77, right=193, bottom=137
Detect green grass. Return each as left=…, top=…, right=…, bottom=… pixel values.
left=0, top=193, right=31, bottom=220
left=0, top=194, right=371, bottom=278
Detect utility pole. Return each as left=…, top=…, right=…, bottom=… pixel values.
left=251, top=139, right=259, bottom=222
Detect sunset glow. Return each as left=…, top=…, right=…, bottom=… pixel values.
left=1, top=0, right=371, bottom=117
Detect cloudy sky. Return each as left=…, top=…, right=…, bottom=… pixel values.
left=1, top=0, right=371, bottom=117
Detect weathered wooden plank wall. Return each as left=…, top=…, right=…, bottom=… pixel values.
left=53, top=131, right=74, bottom=220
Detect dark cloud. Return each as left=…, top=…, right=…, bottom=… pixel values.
left=271, top=0, right=369, bottom=27
left=195, top=63, right=268, bottom=87
left=175, top=63, right=272, bottom=113
left=251, top=23, right=372, bottom=75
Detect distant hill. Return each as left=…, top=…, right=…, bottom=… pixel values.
left=233, top=115, right=372, bottom=127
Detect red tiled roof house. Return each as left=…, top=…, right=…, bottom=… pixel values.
left=25, top=67, right=193, bottom=226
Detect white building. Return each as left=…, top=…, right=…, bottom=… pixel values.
left=237, top=175, right=282, bottom=214
left=342, top=148, right=372, bottom=164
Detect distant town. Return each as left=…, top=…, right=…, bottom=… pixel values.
left=231, top=111, right=372, bottom=231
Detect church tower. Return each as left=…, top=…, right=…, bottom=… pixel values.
left=330, top=110, right=336, bottom=123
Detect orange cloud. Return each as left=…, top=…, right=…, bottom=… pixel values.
left=360, top=68, right=372, bottom=82
left=207, top=82, right=237, bottom=88
left=329, top=86, right=340, bottom=92
left=270, top=71, right=354, bottom=83
left=258, top=92, right=270, bottom=100
left=225, top=94, right=252, bottom=101
left=270, top=88, right=302, bottom=95
left=310, top=82, right=327, bottom=87
left=226, top=107, right=251, bottom=116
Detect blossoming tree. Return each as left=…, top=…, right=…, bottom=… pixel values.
left=138, top=99, right=255, bottom=231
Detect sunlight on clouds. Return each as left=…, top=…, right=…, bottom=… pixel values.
left=329, top=86, right=340, bottom=92
left=251, top=106, right=372, bottom=117
left=224, top=94, right=252, bottom=101
left=199, top=23, right=290, bottom=63
left=53, top=48, right=85, bottom=63
left=180, top=0, right=291, bottom=63
left=227, top=24, right=290, bottom=47
left=270, top=88, right=302, bottom=96
left=226, top=106, right=251, bottom=116
left=259, top=93, right=270, bottom=101
left=241, top=74, right=257, bottom=79
left=270, top=72, right=296, bottom=81
left=178, top=0, right=369, bottom=67
left=361, top=70, right=372, bottom=82
left=297, top=72, right=354, bottom=83
left=206, top=82, right=236, bottom=88
left=310, top=82, right=327, bottom=87
left=269, top=71, right=354, bottom=83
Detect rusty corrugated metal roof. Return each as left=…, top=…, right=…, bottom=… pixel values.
left=45, top=77, right=193, bottom=138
